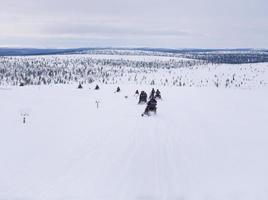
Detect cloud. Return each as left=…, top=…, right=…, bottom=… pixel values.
left=0, top=0, right=267, bottom=48
left=40, top=22, right=192, bottom=39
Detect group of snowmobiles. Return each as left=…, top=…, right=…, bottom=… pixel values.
left=137, top=88, right=162, bottom=117
left=77, top=83, right=161, bottom=117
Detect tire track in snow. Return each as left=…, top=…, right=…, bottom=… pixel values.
left=137, top=106, right=191, bottom=199
left=154, top=116, right=176, bottom=198
left=116, top=117, right=148, bottom=200
left=160, top=114, right=190, bottom=198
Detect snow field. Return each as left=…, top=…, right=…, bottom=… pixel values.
left=0, top=84, right=268, bottom=200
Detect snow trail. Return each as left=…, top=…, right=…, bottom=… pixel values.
left=0, top=84, right=268, bottom=200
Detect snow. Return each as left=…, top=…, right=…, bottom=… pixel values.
left=1, top=51, right=268, bottom=199
left=1, top=83, right=268, bottom=200
left=1, top=54, right=267, bottom=88
left=65, top=54, right=192, bottom=62
left=3, top=53, right=191, bottom=62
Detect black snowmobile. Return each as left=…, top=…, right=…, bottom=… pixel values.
left=78, top=83, right=83, bottom=89
left=155, top=89, right=162, bottom=100
left=138, top=91, right=147, bottom=104
left=95, top=85, right=100, bottom=90
left=142, top=98, right=157, bottom=117
left=116, top=86, right=121, bottom=92
left=149, top=88, right=155, bottom=100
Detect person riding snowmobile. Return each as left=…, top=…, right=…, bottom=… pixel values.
left=78, top=83, right=83, bottom=89
left=138, top=91, right=147, bottom=104
left=149, top=88, right=155, bottom=99
left=155, top=89, right=161, bottom=100
left=116, top=86, right=121, bottom=92
left=95, top=85, right=100, bottom=90
left=143, top=97, right=157, bottom=116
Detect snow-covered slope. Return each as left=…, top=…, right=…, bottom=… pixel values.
left=1, top=52, right=268, bottom=199
left=0, top=54, right=267, bottom=88
left=1, top=84, right=268, bottom=200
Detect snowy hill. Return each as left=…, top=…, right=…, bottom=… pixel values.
left=1, top=52, right=268, bottom=200
left=0, top=54, right=267, bottom=88
left=0, top=48, right=268, bottom=63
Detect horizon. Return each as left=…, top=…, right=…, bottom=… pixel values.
left=0, top=47, right=267, bottom=51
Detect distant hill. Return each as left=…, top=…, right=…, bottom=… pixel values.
left=0, top=48, right=80, bottom=56
left=1, top=47, right=268, bottom=64
left=0, top=47, right=266, bottom=56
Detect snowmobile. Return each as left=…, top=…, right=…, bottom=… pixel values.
left=116, top=87, right=121, bottom=92
left=142, top=98, right=157, bottom=117
left=95, top=85, right=100, bottom=90
left=155, top=89, right=162, bottom=100
left=134, top=90, right=139, bottom=98
left=149, top=88, right=155, bottom=100
left=77, top=83, right=83, bottom=89
left=138, top=91, right=147, bottom=104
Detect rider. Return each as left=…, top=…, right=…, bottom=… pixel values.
left=149, top=88, right=155, bottom=99
left=155, top=89, right=161, bottom=99
left=116, top=86, right=121, bottom=92
left=144, top=97, right=157, bottom=115
left=138, top=91, right=147, bottom=104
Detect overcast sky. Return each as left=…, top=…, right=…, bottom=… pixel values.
left=0, top=0, right=267, bottom=48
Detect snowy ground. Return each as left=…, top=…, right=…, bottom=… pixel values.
left=1, top=83, right=268, bottom=200
left=45, top=54, right=192, bottom=62
left=1, top=54, right=267, bottom=88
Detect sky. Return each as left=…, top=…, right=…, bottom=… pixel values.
left=0, top=0, right=267, bottom=48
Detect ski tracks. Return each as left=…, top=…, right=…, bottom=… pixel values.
left=154, top=114, right=191, bottom=199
